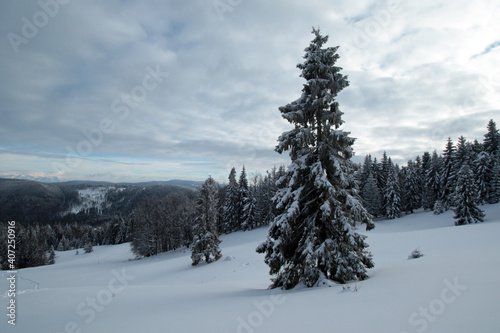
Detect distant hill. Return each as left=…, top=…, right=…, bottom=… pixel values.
left=0, top=178, right=198, bottom=225
left=54, top=179, right=204, bottom=189
left=52, top=180, right=116, bottom=186
left=0, top=178, right=66, bottom=224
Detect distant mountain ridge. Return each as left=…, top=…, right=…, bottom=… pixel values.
left=53, top=179, right=204, bottom=188
left=0, top=178, right=200, bottom=225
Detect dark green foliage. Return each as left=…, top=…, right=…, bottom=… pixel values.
left=258, top=28, right=374, bottom=289
left=191, top=176, right=222, bottom=266
left=0, top=179, right=193, bottom=225
left=454, top=164, right=485, bottom=225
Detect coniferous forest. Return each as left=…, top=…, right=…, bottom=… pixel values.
left=0, top=32, right=498, bottom=286
left=358, top=119, right=499, bottom=223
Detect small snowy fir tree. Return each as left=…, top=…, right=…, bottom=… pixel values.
left=47, top=245, right=56, bottom=265
left=238, top=166, right=249, bottom=228
left=491, top=160, right=500, bottom=203
left=408, top=247, right=424, bottom=260
left=241, top=187, right=257, bottom=231
left=454, top=163, right=485, bottom=225
left=191, top=176, right=222, bottom=265
left=483, top=119, right=499, bottom=156
left=361, top=173, right=382, bottom=217
left=424, top=151, right=441, bottom=210
left=221, top=167, right=240, bottom=233
left=439, top=138, right=457, bottom=210
left=384, top=166, right=401, bottom=219
left=404, top=160, right=422, bottom=213
left=84, top=242, right=93, bottom=253
left=257, top=28, right=374, bottom=289
left=433, top=199, right=445, bottom=215
left=474, top=151, right=491, bottom=204
left=483, top=120, right=500, bottom=204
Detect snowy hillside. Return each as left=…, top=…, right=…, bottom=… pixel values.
left=66, top=187, right=116, bottom=215
left=2, top=204, right=500, bottom=333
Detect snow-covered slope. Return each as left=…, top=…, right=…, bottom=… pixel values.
left=2, top=204, right=500, bottom=333
left=66, top=187, right=114, bottom=215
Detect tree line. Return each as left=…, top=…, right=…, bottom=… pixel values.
left=358, top=119, right=499, bottom=223
left=0, top=166, right=285, bottom=269
left=2, top=118, right=497, bottom=270
left=1, top=119, right=497, bottom=270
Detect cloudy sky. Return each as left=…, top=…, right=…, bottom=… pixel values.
left=1, top=0, right=499, bottom=183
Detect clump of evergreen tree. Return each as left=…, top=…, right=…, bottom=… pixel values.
left=454, top=164, right=485, bottom=225
left=384, top=166, right=401, bottom=219
left=221, top=167, right=240, bottom=233
left=47, top=246, right=56, bottom=265
left=191, top=176, right=222, bottom=266
left=440, top=137, right=457, bottom=210
left=84, top=242, right=93, bottom=253
left=361, top=173, right=382, bottom=217
left=257, top=28, right=374, bottom=289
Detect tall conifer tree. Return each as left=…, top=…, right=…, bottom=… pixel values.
left=191, top=176, right=222, bottom=265
left=454, top=164, right=485, bottom=225
left=440, top=137, right=457, bottom=209
left=362, top=173, right=382, bottom=217
left=257, top=28, right=374, bottom=289
left=384, top=165, right=401, bottom=219
left=222, top=167, right=239, bottom=233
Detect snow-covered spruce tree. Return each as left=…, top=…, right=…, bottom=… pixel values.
left=483, top=120, right=500, bottom=204
left=403, top=160, right=422, bottom=214
left=238, top=166, right=249, bottom=228
left=384, top=165, right=401, bottom=219
left=47, top=245, right=56, bottom=265
left=474, top=151, right=491, bottom=204
left=256, top=28, right=374, bottom=289
left=424, top=150, right=441, bottom=210
left=439, top=137, right=457, bottom=210
left=359, top=154, right=373, bottom=186
left=254, top=169, right=277, bottom=227
left=454, top=163, right=485, bottom=225
left=191, top=176, right=222, bottom=266
left=241, top=185, right=257, bottom=231
left=378, top=152, right=390, bottom=192
left=221, top=167, right=240, bottom=233
left=454, top=135, right=471, bottom=172
left=84, top=242, right=93, bottom=253
left=483, top=119, right=499, bottom=156
left=491, top=159, right=500, bottom=203
left=362, top=173, right=382, bottom=217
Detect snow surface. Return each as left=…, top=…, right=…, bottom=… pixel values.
left=2, top=204, right=500, bottom=333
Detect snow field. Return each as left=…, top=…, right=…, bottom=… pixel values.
left=1, top=203, right=499, bottom=333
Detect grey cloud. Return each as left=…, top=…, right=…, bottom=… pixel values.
left=0, top=0, right=498, bottom=182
